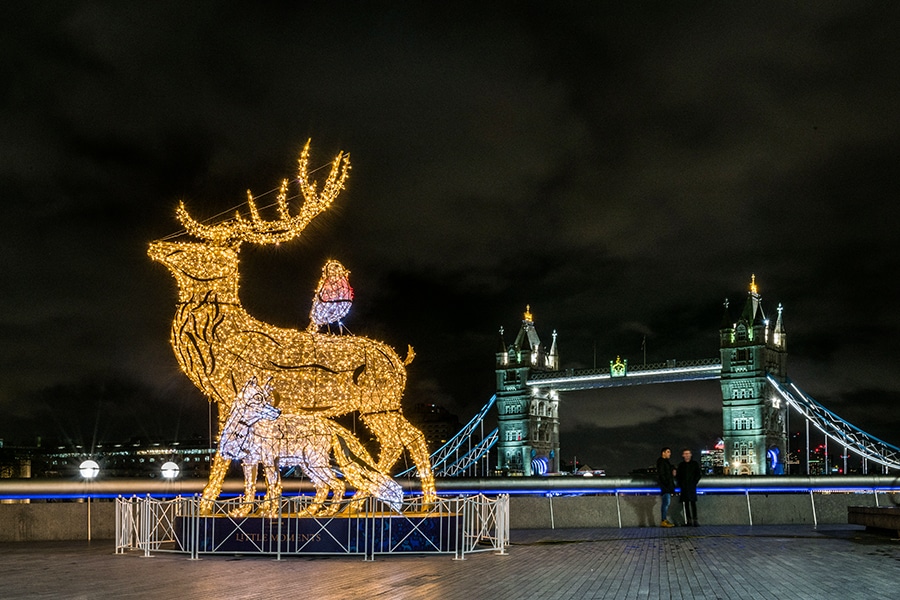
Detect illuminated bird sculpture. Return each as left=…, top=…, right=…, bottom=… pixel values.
left=307, top=259, right=354, bottom=333
left=148, top=141, right=434, bottom=514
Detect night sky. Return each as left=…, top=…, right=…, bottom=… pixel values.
left=3, top=2, right=900, bottom=475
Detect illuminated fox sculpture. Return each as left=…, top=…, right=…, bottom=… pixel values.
left=220, top=377, right=403, bottom=517
left=148, top=141, right=434, bottom=514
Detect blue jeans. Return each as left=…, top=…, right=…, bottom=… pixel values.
left=661, top=493, right=671, bottom=522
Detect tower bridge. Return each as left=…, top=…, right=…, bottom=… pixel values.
left=418, top=277, right=900, bottom=479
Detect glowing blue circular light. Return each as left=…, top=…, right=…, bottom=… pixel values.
left=767, top=447, right=783, bottom=474
left=531, top=456, right=549, bottom=476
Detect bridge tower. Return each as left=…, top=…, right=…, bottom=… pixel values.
left=719, top=275, right=788, bottom=475
left=495, top=306, right=560, bottom=476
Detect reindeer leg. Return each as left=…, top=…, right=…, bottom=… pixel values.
left=359, top=413, right=403, bottom=472
left=200, top=452, right=231, bottom=515
left=361, top=411, right=435, bottom=504
left=320, top=461, right=345, bottom=516
left=330, top=434, right=378, bottom=511
left=316, top=472, right=344, bottom=517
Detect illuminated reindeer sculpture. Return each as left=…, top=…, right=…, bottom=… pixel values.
left=148, top=141, right=434, bottom=514
left=219, top=377, right=403, bottom=517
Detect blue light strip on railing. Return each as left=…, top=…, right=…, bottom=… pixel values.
left=2, top=484, right=898, bottom=501
left=431, top=486, right=900, bottom=496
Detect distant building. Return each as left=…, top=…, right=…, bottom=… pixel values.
left=405, top=403, right=462, bottom=453
left=0, top=449, right=31, bottom=479
left=700, top=439, right=726, bottom=474
left=0, top=440, right=215, bottom=479
left=575, top=465, right=606, bottom=477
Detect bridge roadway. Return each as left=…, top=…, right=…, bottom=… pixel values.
left=2, top=524, right=897, bottom=599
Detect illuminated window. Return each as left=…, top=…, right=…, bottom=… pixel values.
left=732, top=387, right=752, bottom=400
left=734, top=417, right=756, bottom=430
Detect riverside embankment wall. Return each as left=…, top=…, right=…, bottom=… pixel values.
left=1, top=476, right=897, bottom=541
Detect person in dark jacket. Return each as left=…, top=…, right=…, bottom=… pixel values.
left=656, top=447, right=676, bottom=527
left=676, top=448, right=702, bottom=526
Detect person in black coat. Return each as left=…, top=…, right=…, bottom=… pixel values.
left=676, top=448, right=702, bottom=526
left=656, top=447, right=676, bottom=527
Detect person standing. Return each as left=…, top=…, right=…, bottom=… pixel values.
left=656, top=447, right=676, bottom=527
left=677, top=448, right=702, bottom=526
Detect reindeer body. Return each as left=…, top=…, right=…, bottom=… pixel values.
left=159, top=247, right=407, bottom=418
left=148, top=142, right=434, bottom=514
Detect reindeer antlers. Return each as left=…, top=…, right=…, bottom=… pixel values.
left=176, top=140, right=351, bottom=246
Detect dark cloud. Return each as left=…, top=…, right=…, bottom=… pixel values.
left=2, top=3, right=899, bottom=472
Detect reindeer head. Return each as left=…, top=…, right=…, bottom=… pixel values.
left=148, top=140, right=350, bottom=290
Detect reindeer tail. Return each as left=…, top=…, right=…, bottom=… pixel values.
left=404, top=344, right=415, bottom=366
left=331, top=433, right=403, bottom=512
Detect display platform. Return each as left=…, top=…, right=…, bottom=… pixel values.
left=117, top=494, right=508, bottom=560
left=175, top=511, right=460, bottom=555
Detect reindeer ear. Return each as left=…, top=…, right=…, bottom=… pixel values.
left=271, top=389, right=282, bottom=408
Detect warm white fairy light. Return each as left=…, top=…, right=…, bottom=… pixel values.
left=218, top=377, right=402, bottom=517
left=148, top=140, right=435, bottom=515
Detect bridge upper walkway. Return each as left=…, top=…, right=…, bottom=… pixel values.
left=527, top=358, right=722, bottom=390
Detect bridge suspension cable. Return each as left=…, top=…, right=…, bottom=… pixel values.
left=768, top=374, right=900, bottom=471
left=440, top=428, right=499, bottom=477
left=397, top=395, right=497, bottom=478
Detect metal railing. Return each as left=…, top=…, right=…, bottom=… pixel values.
left=115, top=493, right=509, bottom=561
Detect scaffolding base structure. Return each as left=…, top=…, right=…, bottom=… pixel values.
left=116, top=493, right=509, bottom=561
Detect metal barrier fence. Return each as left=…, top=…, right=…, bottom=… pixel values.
left=504, top=484, right=900, bottom=530
left=116, top=493, right=509, bottom=561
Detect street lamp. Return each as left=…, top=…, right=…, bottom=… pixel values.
left=79, top=460, right=99, bottom=541
left=79, top=459, right=100, bottom=479
left=161, top=461, right=180, bottom=479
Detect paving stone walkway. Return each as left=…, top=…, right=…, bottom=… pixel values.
left=1, top=525, right=898, bottom=599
